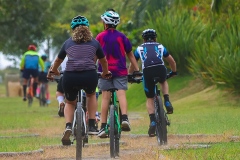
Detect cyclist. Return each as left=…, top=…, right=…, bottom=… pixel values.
left=96, top=9, right=139, bottom=138
left=20, top=44, right=44, bottom=101
left=36, top=54, right=51, bottom=104
left=129, top=29, right=177, bottom=137
left=47, top=15, right=111, bottom=145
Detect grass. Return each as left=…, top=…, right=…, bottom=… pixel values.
left=0, top=74, right=239, bottom=159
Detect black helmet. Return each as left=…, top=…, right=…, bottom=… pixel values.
left=142, top=29, right=157, bottom=40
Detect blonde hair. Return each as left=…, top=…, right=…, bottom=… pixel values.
left=72, top=26, right=92, bottom=43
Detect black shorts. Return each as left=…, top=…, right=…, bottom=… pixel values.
left=22, top=69, right=39, bottom=79
left=143, top=65, right=167, bottom=98
left=57, top=76, right=64, bottom=93
left=62, top=70, right=98, bottom=101
left=38, top=72, right=48, bottom=83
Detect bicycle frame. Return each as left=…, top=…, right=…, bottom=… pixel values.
left=105, top=91, right=121, bottom=135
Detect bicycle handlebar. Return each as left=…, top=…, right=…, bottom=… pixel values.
left=128, top=71, right=143, bottom=84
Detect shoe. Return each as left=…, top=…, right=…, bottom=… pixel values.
left=46, top=100, right=51, bottom=104
left=165, top=101, right=173, bottom=114
left=88, top=126, right=99, bottom=135
left=23, top=97, right=27, bottom=101
left=121, top=120, right=131, bottom=131
left=58, top=102, right=65, bottom=117
left=97, top=127, right=107, bottom=138
left=61, top=126, right=72, bottom=145
left=148, top=121, right=156, bottom=137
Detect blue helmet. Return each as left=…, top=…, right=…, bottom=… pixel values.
left=71, top=15, right=89, bottom=29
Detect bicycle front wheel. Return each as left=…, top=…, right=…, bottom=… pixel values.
left=76, top=102, right=83, bottom=160
left=154, top=96, right=168, bottom=145
left=109, top=104, right=116, bottom=158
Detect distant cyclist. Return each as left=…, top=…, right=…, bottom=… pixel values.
left=20, top=44, right=44, bottom=101
left=96, top=9, right=139, bottom=138
left=47, top=15, right=111, bottom=145
left=36, top=54, right=51, bottom=104
left=129, top=29, right=177, bottom=137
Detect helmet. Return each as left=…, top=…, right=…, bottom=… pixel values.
left=101, top=11, right=120, bottom=26
left=41, top=54, right=48, bottom=60
left=71, top=15, right=89, bottom=29
left=28, top=44, right=37, bottom=51
left=142, top=29, right=157, bottom=40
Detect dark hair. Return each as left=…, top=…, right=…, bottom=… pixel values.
left=106, top=8, right=115, bottom=12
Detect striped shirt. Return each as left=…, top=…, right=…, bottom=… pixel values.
left=58, top=37, right=105, bottom=71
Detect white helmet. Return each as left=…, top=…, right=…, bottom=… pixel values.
left=101, top=11, right=120, bottom=26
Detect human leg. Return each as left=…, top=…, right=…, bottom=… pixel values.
left=160, top=81, right=173, bottom=114
left=86, top=92, right=99, bottom=135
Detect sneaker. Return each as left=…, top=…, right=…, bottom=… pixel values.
left=88, top=126, right=99, bottom=135
left=121, top=120, right=131, bottom=131
left=148, top=121, right=156, bottom=137
left=46, top=100, right=51, bottom=104
left=97, top=127, right=107, bottom=138
left=165, top=101, right=173, bottom=114
left=58, top=102, right=65, bottom=117
left=61, top=126, right=72, bottom=145
left=23, top=97, right=27, bottom=101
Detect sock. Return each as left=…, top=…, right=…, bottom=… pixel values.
left=46, top=91, right=50, bottom=100
left=101, top=123, right=107, bottom=129
left=164, top=94, right=169, bottom=102
left=36, top=87, right=40, bottom=95
left=89, top=119, right=95, bottom=127
left=121, top=114, right=128, bottom=121
left=57, top=96, right=64, bottom=104
left=149, top=114, right=156, bottom=123
left=23, top=85, right=27, bottom=97
left=66, top=122, right=72, bottom=128
left=33, top=82, right=38, bottom=96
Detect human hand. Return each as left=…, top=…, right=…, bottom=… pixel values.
left=101, top=71, right=112, bottom=79
left=167, top=71, right=178, bottom=79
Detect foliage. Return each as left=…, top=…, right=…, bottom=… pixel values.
left=146, top=9, right=205, bottom=72
left=188, top=11, right=240, bottom=94
left=0, top=0, right=65, bottom=56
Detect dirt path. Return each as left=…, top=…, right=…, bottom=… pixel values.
left=1, top=134, right=238, bottom=160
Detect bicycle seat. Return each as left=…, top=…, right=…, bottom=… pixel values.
left=73, top=86, right=86, bottom=91
left=153, top=77, right=161, bottom=84
left=107, top=87, right=118, bottom=92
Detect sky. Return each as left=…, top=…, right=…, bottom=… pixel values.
left=0, top=52, right=14, bottom=69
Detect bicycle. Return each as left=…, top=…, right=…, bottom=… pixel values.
left=128, top=71, right=171, bottom=145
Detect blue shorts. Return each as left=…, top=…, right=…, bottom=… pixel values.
left=22, top=69, right=39, bottom=79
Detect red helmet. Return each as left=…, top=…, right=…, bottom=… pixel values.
left=28, top=44, right=37, bottom=51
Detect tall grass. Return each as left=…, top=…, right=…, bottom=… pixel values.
left=189, top=11, right=240, bottom=94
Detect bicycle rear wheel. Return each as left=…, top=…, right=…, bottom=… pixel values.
left=154, top=96, right=168, bottom=145
left=39, top=84, right=46, bottom=106
left=109, top=104, right=116, bottom=158
left=76, top=102, right=83, bottom=159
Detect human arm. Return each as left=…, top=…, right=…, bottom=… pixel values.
left=165, top=55, right=177, bottom=77
left=98, top=57, right=111, bottom=78
left=39, top=57, right=45, bottom=72
left=127, top=51, right=139, bottom=74
left=20, top=55, right=25, bottom=71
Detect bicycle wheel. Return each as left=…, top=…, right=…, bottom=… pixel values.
left=109, top=104, right=115, bottom=158
left=154, top=96, right=168, bottom=145
left=114, top=105, right=121, bottom=157
left=27, top=93, right=33, bottom=107
left=39, top=84, right=46, bottom=106
left=76, top=102, right=83, bottom=159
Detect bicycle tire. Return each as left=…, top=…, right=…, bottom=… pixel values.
left=109, top=104, right=115, bottom=158
left=154, top=95, right=168, bottom=145
left=115, top=104, right=121, bottom=157
left=76, top=102, right=83, bottom=160
left=39, top=84, right=46, bottom=106
left=28, top=94, right=33, bottom=107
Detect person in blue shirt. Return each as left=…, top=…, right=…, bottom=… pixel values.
left=20, top=44, right=44, bottom=101
left=36, top=54, right=51, bottom=104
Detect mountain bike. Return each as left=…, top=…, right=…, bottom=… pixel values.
left=39, top=82, right=47, bottom=106
left=128, top=71, right=171, bottom=145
